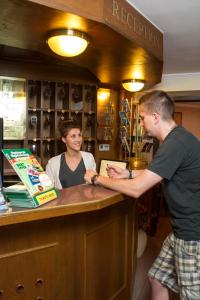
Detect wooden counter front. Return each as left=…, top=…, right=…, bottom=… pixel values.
left=0, top=185, right=137, bottom=300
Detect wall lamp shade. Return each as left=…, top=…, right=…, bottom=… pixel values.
left=122, top=79, right=145, bottom=92
left=47, top=29, right=89, bottom=57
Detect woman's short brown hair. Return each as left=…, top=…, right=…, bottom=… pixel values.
left=59, top=119, right=82, bottom=138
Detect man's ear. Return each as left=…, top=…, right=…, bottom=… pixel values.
left=152, top=112, right=160, bottom=123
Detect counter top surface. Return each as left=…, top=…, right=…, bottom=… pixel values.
left=0, top=184, right=125, bottom=226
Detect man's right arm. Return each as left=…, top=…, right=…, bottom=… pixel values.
left=85, top=168, right=163, bottom=199
left=106, top=164, right=144, bottom=179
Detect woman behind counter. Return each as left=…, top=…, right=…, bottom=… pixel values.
left=46, top=120, right=96, bottom=189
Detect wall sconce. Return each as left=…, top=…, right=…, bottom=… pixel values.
left=97, top=89, right=110, bottom=102
left=47, top=29, right=89, bottom=57
left=122, top=79, right=145, bottom=92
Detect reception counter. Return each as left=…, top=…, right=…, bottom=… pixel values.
left=0, top=184, right=138, bottom=300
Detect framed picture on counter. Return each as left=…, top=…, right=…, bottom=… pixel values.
left=99, top=159, right=127, bottom=177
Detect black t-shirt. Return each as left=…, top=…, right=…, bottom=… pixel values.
left=148, top=126, right=200, bottom=240
left=59, top=153, right=86, bottom=188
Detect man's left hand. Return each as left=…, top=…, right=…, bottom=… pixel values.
left=84, top=169, right=97, bottom=184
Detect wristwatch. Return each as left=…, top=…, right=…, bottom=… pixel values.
left=91, top=174, right=99, bottom=185
left=128, top=169, right=133, bottom=179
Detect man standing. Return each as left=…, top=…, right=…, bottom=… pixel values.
left=85, top=90, right=200, bottom=299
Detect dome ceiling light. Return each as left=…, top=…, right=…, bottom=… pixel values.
left=47, top=29, right=89, bottom=57
left=122, top=79, right=145, bottom=92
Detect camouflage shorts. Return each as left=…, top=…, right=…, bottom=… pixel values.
left=148, top=233, right=200, bottom=299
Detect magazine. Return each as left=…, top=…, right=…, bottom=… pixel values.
left=2, top=148, right=58, bottom=207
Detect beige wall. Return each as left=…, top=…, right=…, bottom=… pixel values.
left=175, top=104, right=200, bottom=139
left=154, top=73, right=200, bottom=91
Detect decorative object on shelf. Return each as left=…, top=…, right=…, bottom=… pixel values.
left=60, top=113, right=65, bottom=121
left=72, top=85, right=82, bottom=102
left=85, top=140, right=93, bottom=153
left=120, top=136, right=130, bottom=155
left=121, top=78, right=147, bottom=168
left=58, top=84, right=66, bottom=100
left=119, top=98, right=132, bottom=161
left=30, top=142, right=37, bottom=155
left=86, top=114, right=94, bottom=127
left=129, top=98, right=147, bottom=170
left=29, top=84, right=38, bottom=99
left=44, top=141, right=50, bottom=156
left=119, top=99, right=131, bottom=159
left=85, top=86, right=96, bottom=102
left=103, top=127, right=112, bottom=141
left=97, top=88, right=114, bottom=141
left=43, top=83, right=52, bottom=99
left=44, top=113, right=50, bottom=128
left=71, top=84, right=83, bottom=110
left=30, top=115, right=38, bottom=127
left=122, top=79, right=145, bottom=92
left=46, top=29, right=89, bottom=57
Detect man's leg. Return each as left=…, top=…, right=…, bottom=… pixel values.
left=148, top=234, right=179, bottom=299
left=149, top=277, right=169, bottom=300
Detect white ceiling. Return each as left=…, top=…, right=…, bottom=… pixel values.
left=128, top=0, right=200, bottom=75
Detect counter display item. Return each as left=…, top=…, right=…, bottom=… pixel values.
left=2, top=148, right=58, bottom=208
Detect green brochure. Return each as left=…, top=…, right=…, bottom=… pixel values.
left=2, top=148, right=58, bottom=207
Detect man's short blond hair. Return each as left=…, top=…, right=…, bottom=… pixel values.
left=139, top=90, right=175, bottom=121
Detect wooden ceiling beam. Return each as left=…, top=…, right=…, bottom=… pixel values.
left=0, top=0, right=163, bottom=89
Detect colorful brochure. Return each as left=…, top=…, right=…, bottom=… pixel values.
left=2, top=148, right=58, bottom=208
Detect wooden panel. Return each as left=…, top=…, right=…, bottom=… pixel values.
left=0, top=243, right=58, bottom=299
left=0, top=0, right=163, bottom=88
left=83, top=199, right=136, bottom=300
left=103, top=0, right=163, bottom=60
left=28, top=0, right=105, bottom=22
left=0, top=219, right=64, bottom=299
left=85, top=215, right=128, bottom=299
left=0, top=197, right=137, bottom=299
left=29, top=0, right=162, bottom=60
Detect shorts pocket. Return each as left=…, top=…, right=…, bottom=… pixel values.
left=179, top=271, right=200, bottom=286
left=175, top=241, right=200, bottom=281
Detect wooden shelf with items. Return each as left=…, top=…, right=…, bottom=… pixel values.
left=119, top=91, right=154, bottom=167
left=96, top=89, right=114, bottom=142
left=27, top=80, right=97, bottom=167
left=119, top=94, right=132, bottom=163
left=0, top=77, right=97, bottom=180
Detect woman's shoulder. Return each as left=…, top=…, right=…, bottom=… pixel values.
left=47, top=153, right=63, bottom=164
left=80, top=151, right=94, bottom=159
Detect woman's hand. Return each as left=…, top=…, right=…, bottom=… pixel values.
left=106, top=164, right=129, bottom=179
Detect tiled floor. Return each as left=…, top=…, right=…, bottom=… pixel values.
left=133, top=216, right=180, bottom=300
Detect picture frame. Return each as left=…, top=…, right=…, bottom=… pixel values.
left=99, top=159, right=127, bottom=177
